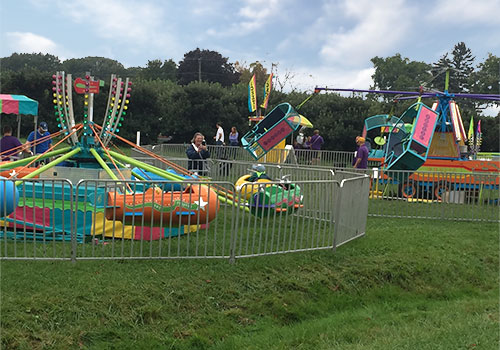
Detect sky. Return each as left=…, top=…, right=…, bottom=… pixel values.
left=1, top=0, right=499, bottom=99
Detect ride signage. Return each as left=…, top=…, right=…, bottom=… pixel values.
left=74, top=77, right=101, bottom=94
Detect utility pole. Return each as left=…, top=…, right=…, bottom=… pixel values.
left=198, top=58, right=202, bottom=83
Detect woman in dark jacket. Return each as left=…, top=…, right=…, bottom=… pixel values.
left=186, top=132, right=210, bottom=176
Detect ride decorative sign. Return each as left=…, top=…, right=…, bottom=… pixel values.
left=413, top=106, right=438, bottom=147
left=257, top=120, right=293, bottom=151
left=74, top=77, right=101, bottom=94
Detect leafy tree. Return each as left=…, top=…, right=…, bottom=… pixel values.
left=432, top=43, right=478, bottom=119
left=119, top=79, right=166, bottom=144
left=431, top=53, right=453, bottom=91
left=177, top=81, right=227, bottom=141
left=0, top=68, right=54, bottom=135
left=1, top=51, right=497, bottom=151
left=0, top=53, right=62, bottom=72
left=431, top=42, right=475, bottom=93
left=371, top=54, right=432, bottom=98
left=235, top=60, right=269, bottom=85
left=472, top=53, right=500, bottom=96
left=62, top=57, right=126, bottom=80
left=451, top=42, right=475, bottom=92
left=219, top=83, right=251, bottom=134
left=478, top=116, right=499, bottom=152
left=177, top=49, right=240, bottom=87
left=139, top=59, right=176, bottom=81
left=125, top=66, right=143, bottom=79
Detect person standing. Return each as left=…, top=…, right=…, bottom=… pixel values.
left=228, top=126, right=239, bottom=146
left=213, top=122, right=225, bottom=159
left=353, top=136, right=369, bottom=169
left=309, top=129, right=324, bottom=165
left=0, top=125, right=29, bottom=161
left=186, top=132, right=210, bottom=176
left=296, top=131, right=305, bottom=148
left=26, top=122, right=52, bottom=155
left=214, top=122, right=224, bottom=145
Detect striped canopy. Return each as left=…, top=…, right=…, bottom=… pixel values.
left=0, top=94, right=38, bottom=116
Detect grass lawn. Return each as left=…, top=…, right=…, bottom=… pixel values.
left=1, top=217, right=498, bottom=349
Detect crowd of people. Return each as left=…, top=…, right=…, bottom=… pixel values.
left=1, top=121, right=368, bottom=174
left=185, top=122, right=369, bottom=175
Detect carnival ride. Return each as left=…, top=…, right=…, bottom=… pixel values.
left=314, top=71, right=500, bottom=200
left=0, top=72, right=306, bottom=242
left=0, top=72, right=236, bottom=241
left=242, top=102, right=305, bottom=160
left=235, top=171, right=303, bottom=216
left=244, top=73, right=314, bottom=162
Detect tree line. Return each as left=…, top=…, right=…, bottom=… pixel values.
left=0, top=43, right=498, bottom=151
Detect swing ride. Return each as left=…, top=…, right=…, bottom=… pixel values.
left=314, top=70, right=500, bottom=199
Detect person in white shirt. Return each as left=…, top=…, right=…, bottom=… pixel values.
left=214, top=122, right=224, bottom=145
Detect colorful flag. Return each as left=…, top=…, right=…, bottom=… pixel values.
left=467, top=116, right=474, bottom=141
left=475, top=120, right=482, bottom=147
left=260, top=73, right=273, bottom=109
left=248, top=75, right=257, bottom=113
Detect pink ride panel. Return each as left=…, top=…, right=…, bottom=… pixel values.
left=413, top=107, right=438, bottom=148
left=257, top=120, right=293, bottom=152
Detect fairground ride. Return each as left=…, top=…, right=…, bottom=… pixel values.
left=314, top=71, right=499, bottom=199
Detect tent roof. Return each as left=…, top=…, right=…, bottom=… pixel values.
left=0, top=94, right=38, bottom=116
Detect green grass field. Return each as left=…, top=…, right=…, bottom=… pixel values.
left=1, top=217, right=498, bottom=350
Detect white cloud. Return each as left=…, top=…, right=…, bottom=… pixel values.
left=274, top=63, right=375, bottom=93
left=319, top=0, right=412, bottom=67
left=207, top=0, right=287, bottom=37
left=430, top=0, right=500, bottom=24
left=239, top=0, right=283, bottom=30
left=5, top=32, right=58, bottom=54
left=60, top=0, right=161, bottom=39
left=55, top=0, right=179, bottom=52
left=188, top=0, right=228, bottom=16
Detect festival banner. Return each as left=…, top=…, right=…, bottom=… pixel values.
left=248, top=75, right=257, bottom=113
left=467, top=116, right=474, bottom=141
left=260, top=73, right=273, bottom=109
left=475, top=120, right=482, bottom=147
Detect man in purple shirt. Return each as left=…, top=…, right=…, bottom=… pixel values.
left=309, top=129, right=324, bottom=165
left=353, top=136, right=369, bottom=169
left=0, top=125, right=25, bottom=161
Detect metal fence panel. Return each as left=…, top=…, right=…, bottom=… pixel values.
left=129, top=150, right=499, bottom=223
left=232, top=180, right=339, bottom=258
left=366, top=168, right=499, bottom=222
left=134, top=144, right=357, bottom=168
left=74, top=180, right=236, bottom=260
left=0, top=169, right=370, bottom=261
left=334, top=174, right=370, bottom=247
left=0, top=178, right=74, bottom=260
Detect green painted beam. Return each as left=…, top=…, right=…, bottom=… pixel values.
left=90, top=148, right=119, bottom=181
left=15, top=147, right=81, bottom=186
left=0, top=147, right=73, bottom=169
